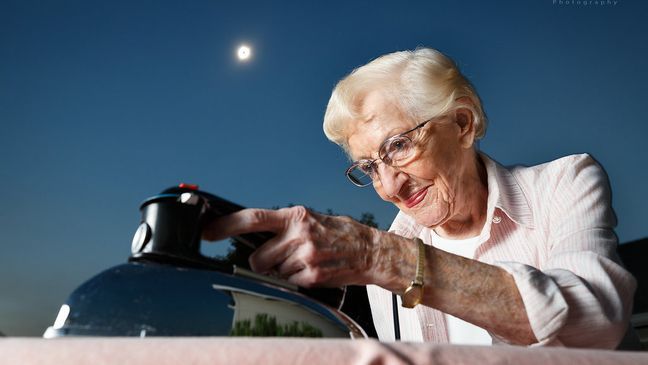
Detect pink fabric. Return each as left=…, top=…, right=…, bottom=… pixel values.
left=1, top=338, right=647, bottom=365
left=368, top=153, right=637, bottom=348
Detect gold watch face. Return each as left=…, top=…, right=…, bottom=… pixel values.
left=401, top=283, right=423, bottom=308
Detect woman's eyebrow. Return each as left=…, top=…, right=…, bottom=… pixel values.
left=352, top=129, right=404, bottom=161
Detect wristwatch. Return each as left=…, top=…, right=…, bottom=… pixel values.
left=401, top=238, right=425, bottom=308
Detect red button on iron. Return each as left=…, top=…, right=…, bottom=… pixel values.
left=178, top=183, right=199, bottom=190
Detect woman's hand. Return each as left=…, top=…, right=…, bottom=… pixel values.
left=202, top=206, right=387, bottom=288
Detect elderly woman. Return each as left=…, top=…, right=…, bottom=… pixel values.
left=205, top=48, right=636, bottom=348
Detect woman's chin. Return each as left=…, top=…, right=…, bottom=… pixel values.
left=411, top=207, right=450, bottom=228
left=400, top=193, right=451, bottom=227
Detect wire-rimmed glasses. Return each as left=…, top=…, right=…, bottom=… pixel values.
left=345, top=116, right=443, bottom=187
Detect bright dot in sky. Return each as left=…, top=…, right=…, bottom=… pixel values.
left=237, top=45, right=251, bottom=61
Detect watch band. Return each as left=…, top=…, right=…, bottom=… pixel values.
left=413, top=238, right=425, bottom=285
left=401, top=238, right=425, bottom=308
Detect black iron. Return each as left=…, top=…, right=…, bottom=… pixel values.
left=43, top=185, right=360, bottom=338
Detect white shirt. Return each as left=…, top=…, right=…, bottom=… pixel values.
left=367, top=153, right=636, bottom=348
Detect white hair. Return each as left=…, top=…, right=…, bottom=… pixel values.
left=323, top=48, right=487, bottom=151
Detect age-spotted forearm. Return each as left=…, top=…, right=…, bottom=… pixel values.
left=371, top=230, right=537, bottom=345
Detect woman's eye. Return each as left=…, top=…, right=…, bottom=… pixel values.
left=387, top=138, right=410, bottom=154
left=392, top=140, right=405, bottom=150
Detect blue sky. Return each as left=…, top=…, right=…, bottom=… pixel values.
left=1, top=0, right=647, bottom=336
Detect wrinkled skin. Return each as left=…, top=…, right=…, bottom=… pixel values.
left=204, top=206, right=384, bottom=288
left=347, top=90, right=488, bottom=238
left=203, top=90, right=537, bottom=345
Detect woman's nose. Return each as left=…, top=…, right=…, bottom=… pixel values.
left=376, top=163, right=405, bottom=198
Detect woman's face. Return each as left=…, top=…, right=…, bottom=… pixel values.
left=347, top=90, right=475, bottom=228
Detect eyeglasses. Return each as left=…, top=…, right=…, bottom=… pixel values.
left=345, top=116, right=445, bottom=187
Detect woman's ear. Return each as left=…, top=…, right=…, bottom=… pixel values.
left=455, top=106, right=477, bottom=149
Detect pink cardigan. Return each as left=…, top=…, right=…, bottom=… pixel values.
left=368, top=153, right=637, bottom=348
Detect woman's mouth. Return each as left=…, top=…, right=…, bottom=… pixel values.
left=405, top=187, right=428, bottom=208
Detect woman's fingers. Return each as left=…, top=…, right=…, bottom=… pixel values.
left=248, top=234, right=299, bottom=274
left=202, top=208, right=291, bottom=241
left=202, top=205, right=378, bottom=288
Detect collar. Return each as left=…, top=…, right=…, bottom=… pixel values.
left=480, top=152, right=535, bottom=229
